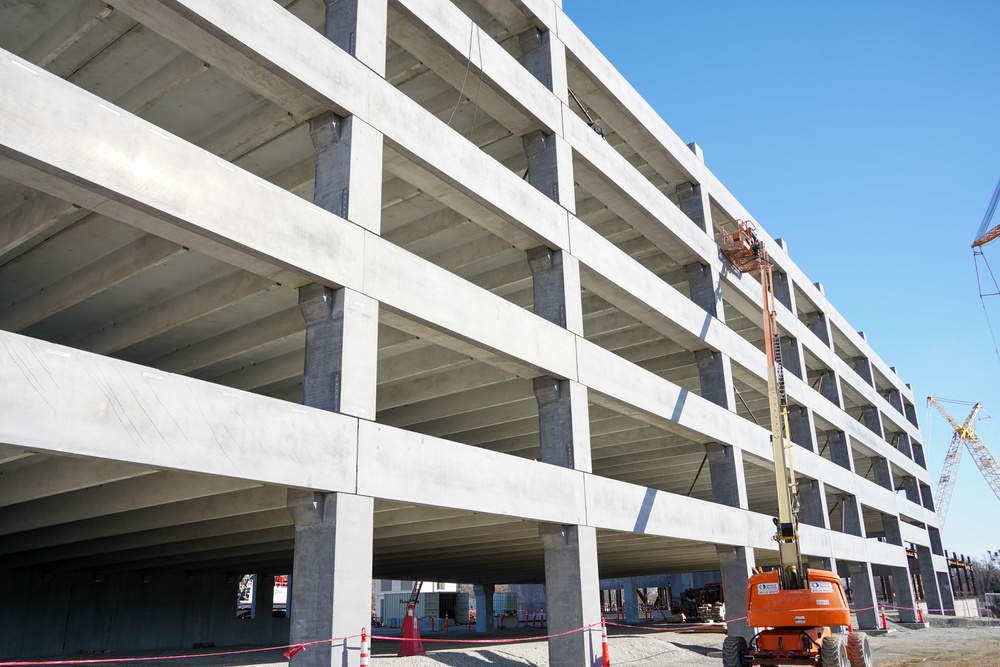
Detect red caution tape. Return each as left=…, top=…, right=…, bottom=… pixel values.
left=282, top=645, right=305, bottom=659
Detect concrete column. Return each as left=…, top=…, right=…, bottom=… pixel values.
left=871, top=456, right=894, bottom=491
left=847, top=561, right=879, bottom=630
left=706, top=443, right=748, bottom=509
left=533, top=245, right=599, bottom=667
left=787, top=406, right=817, bottom=452
left=837, top=495, right=864, bottom=537
left=936, top=571, right=956, bottom=615
left=779, top=336, right=805, bottom=380
left=717, top=545, right=754, bottom=640
left=309, top=112, right=383, bottom=233
left=322, top=0, right=388, bottom=75
left=852, top=356, right=874, bottom=387
left=902, top=476, right=922, bottom=506
left=528, top=247, right=583, bottom=335
left=915, top=546, right=944, bottom=614
left=806, top=311, right=831, bottom=347
left=892, top=566, right=920, bottom=622
left=623, top=579, right=638, bottom=623
left=684, top=262, right=723, bottom=319
left=772, top=270, right=795, bottom=313
left=474, top=584, right=496, bottom=632
left=522, top=130, right=575, bottom=213
left=799, top=479, right=829, bottom=529
left=893, top=432, right=913, bottom=459
left=928, top=527, right=944, bottom=556
left=533, top=377, right=591, bottom=472
left=539, top=524, right=602, bottom=667
left=919, top=482, right=935, bottom=511
left=881, top=514, right=903, bottom=546
left=887, top=389, right=904, bottom=416
left=675, top=181, right=711, bottom=235
left=298, top=284, right=378, bottom=420
left=288, top=490, right=374, bottom=667
left=518, top=27, right=568, bottom=102
left=816, top=369, right=843, bottom=408
left=861, top=406, right=884, bottom=440
left=695, top=349, right=736, bottom=411
left=250, top=573, right=267, bottom=619
left=706, top=443, right=754, bottom=640
left=294, top=272, right=377, bottom=667
left=826, top=431, right=853, bottom=471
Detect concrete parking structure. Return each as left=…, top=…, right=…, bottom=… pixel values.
left=0, top=1, right=952, bottom=665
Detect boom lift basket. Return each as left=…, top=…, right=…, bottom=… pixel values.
left=719, top=219, right=763, bottom=273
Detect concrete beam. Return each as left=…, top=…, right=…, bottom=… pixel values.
left=18, top=1, right=115, bottom=67
left=0, top=192, right=82, bottom=258
left=0, top=331, right=359, bottom=492
left=0, top=472, right=257, bottom=536
left=0, top=508, right=292, bottom=569
left=386, top=7, right=534, bottom=136
left=0, top=486, right=288, bottom=556
left=151, top=307, right=303, bottom=375
left=69, top=269, right=278, bottom=355
left=0, top=235, right=184, bottom=333
left=0, top=457, right=154, bottom=508
left=393, top=0, right=561, bottom=133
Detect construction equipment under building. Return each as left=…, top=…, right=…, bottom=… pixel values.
left=720, top=220, right=871, bottom=667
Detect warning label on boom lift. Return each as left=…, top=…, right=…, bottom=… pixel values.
left=757, top=583, right=780, bottom=595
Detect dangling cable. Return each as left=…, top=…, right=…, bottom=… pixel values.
left=974, top=249, right=1000, bottom=365
left=446, top=25, right=476, bottom=129
left=468, top=30, right=484, bottom=143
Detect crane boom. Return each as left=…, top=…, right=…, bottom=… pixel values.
left=927, top=397, right=1000, bottom=527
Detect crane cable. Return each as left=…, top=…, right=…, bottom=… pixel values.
left=973, top=248, right=1000, bottom=366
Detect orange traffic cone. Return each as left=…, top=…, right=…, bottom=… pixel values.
left=398, top=604, right=426, bottom=657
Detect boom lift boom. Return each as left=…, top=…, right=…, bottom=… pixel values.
left=718, top=220, right=871, bottom=667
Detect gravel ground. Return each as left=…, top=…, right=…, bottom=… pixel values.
left=21, top=617, right=1000, bottom=667
left=868, top=618, right=1000, bottom=667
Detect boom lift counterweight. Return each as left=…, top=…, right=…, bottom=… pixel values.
left=718, top=220, right=872, bottom=667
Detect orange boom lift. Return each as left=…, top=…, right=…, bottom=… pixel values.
left=719, top=221, right=872, bottom=667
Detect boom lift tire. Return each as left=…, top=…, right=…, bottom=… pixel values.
left=846, top=632, right=872, bottom=667
left=821, top=635, right=850, bottom=667
left=721, top=636, right=748, bottom=667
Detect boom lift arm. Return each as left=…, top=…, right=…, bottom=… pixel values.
left=719, top=220, right=862, bottom=667
left=720, top=220, right=804, bottom=589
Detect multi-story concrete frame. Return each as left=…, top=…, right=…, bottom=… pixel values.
left=0, top=0, right=951, bottom=664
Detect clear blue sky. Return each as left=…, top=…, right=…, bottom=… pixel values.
left=564, top=1, right=1000, bottom=560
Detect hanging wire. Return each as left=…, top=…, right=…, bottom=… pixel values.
left=468, top=30, right=484, bottom=143
left=974, top=248, right=1000, bottom=365
left=446, top=25, right=477, bottom=129
left=977, top=408, right=1000, bottom=457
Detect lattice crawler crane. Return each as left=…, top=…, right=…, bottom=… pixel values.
left=926, top=397, right=1000, bottom=527
left=718, top=220, right=872, bottom=667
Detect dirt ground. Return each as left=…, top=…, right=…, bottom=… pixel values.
left=362, top=618, right=1000, bottom=666
left=18, top=617, right=999, bottom=667
left=868, top=623, right=1000, bottom=667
